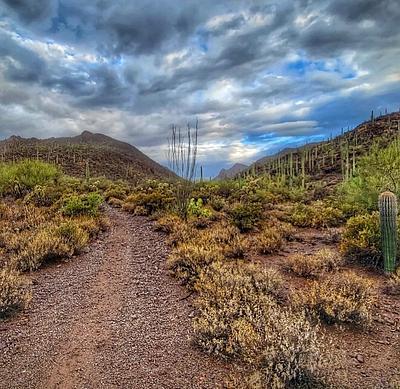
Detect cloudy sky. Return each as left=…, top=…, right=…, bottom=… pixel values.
left=0, top=0, right=399, bottom=176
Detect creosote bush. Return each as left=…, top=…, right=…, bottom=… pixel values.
left=340, top=212, right=383, bottom=265
left=228, top=202, right=262, bottom=232
left=286, top=249, right=343, bottom=278
left=194, top=261, right=325, bottom=388
left=289, top=201, right=344, bottom=228
left=0, top=269, right=31, bottom=318
left=62, top=192, right=103, bottom=217
left=295, top=271, right=376, bottom=325
left=0, top=160, right=61, bottom=197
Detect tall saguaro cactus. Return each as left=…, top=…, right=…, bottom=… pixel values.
left=379, top=191, right=398, bottom=273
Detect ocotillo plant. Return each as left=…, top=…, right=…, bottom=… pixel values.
left=379, top=191, right=398, bottom=273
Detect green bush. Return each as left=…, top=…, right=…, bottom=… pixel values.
left=340, top=138, right=400, bottom=213
left=0, top=160, right=61, bottom=197
left=340, top=212, right=383, bottom=265
left=228, top=202, right=262, bottom=232
left=62, top=192, right=103, bottom=217
left=289, top=201, right=344, bottom=228
left=187, top=198, right=212, bottom=218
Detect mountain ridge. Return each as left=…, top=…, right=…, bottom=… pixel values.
left=0, top=131, right=174, bottom=182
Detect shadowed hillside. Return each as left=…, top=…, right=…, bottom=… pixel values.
left=244, top=112, right=400, bottom=183
left=0, top=131, right=174, bottom=182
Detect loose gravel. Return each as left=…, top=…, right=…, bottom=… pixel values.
left=0, top=208, right=230, bottom=389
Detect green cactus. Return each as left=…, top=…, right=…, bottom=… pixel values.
left=379, top=191, right=398, bottom=273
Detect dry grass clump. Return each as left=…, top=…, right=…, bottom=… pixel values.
left=286, top=249, right=343, bottom=278
left=194, top=261, right=325, bottom=388
left=250, top=228, right=283, bottom=255
left=154, top=214, right=183, bottom=234
left=0, top=269, right=31, bottom=318
left=200, top=222, right=245, bottom=259
left=10, top=219, right=93, bottom=272
left=295, top=271, right=376, bottom=325
left=167, top=243, right=224, bottom=288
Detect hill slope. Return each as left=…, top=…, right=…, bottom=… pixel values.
left=245, top=112, right=400, bottom=180
left=0, top=131, right=174, bottom=181
left=215, top=163, right=248, bottom=180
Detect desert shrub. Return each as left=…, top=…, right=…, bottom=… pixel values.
left=286, top=249, right=343, bottom=278
left=74, top=215, right=109, bottom=237
left=167, top=243, right=224, bottom=288
left=0, top=269, right=31, bottom=318
left=123, top=191, right=173, bottom=215
left=200, top=222, right=245, bottom=258
left=249, top=228, right=283, bottom=255
left=296, top=272, right=375, bottom=325
left=340, top=212, right=382, bottom=265
left=12, top=228, right=69, bottom=271
left=56, top=221, right=89, bottom=253
left=289, top=201, right=344, bottom=228
left=228, top=202, right=262, bottom=232
left=0, top=160, right=61, bottom=197
left=23, top=184, right=63, bottom=207
left=62, top=192, right=103, bottom=217
left=208, top=195, right=226, bottom=212
left=194, top=261, right=324, bottom=388
left=104, top=185, right=128, bottom=201
left=154, top=214, right=183, bottom=234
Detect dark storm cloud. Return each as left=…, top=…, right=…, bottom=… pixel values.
left=0, top=0, right=399, bottom=175
left=1, top=0, right=54, bottom=22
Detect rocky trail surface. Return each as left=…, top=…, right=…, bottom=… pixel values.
left=0, top=208, right=229, bottom=389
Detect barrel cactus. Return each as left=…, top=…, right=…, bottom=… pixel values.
left=378, top=191, right=398, bottom=273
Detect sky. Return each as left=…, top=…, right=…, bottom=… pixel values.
left=0, top=0, right=399, bottom=177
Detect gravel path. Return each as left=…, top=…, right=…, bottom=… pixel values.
left=0, top=208, right=229, bottom=389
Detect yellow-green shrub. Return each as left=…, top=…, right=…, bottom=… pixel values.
left=56, top=221, right=89, bottom=253
left=340, top=212, right=382, bottom=265
left=62, top=192, right=103, bottom=217
left=286, top=249, right=343, bottom=278
left=289, top=201, right=344, bottom=228
left=0, top=269, right=31, bottom=318
left=228, top=202, right=262, bottom=232
left=296, top=272, right=375, bottom=325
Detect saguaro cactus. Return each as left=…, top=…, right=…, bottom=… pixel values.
left=379, top=191, right=398, bottom=273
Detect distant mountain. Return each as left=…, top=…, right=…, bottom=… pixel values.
left=0, top=131, right=174, bottom=181
left=215, top=163, right=248, bottom=180
left=242, top=111, right=400, bottom=180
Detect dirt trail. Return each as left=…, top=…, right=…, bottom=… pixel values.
left=0, top=208, right=229, bottom=389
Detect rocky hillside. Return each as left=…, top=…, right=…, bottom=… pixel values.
left=0, top=131, right=174, bottom=181
left=245, top=111, right=400, bottom=181
left=215, top=163, right=248, bottom=180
